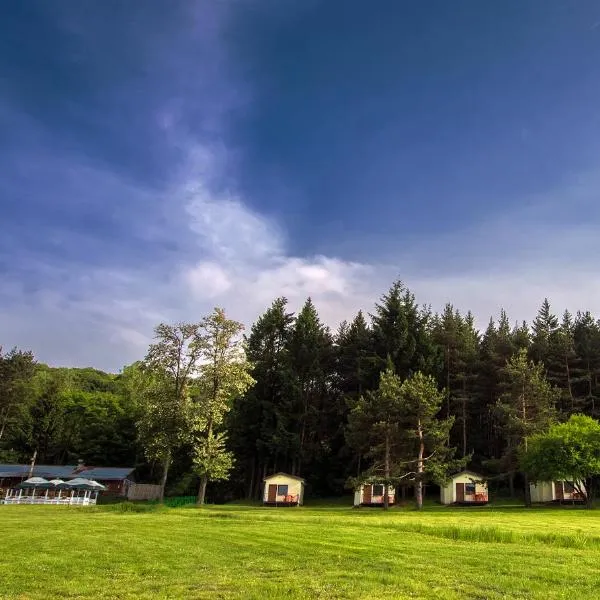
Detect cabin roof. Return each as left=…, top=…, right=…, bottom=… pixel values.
left=0, top=464, right=134, bottom=481
left=449, top=470, right=486, bottom=480
left=263, top=472, right=305, bottom=482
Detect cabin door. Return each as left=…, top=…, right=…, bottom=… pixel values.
left=554, top=481, right=564, bottom=500
left=363, top=485, right=372, bottom=504
left=267, top=484, right=277, bottom=502
left=456, top=483, right=465, bottom=502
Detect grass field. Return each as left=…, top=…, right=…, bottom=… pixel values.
left=2, top=502, right=600, bottom=599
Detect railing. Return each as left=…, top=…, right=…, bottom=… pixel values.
left=3, top=496, right=97, bottom=506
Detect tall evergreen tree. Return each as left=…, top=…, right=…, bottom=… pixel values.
left=287, top=298, right=336, bottom=488
left=572, top=312, right=600, bottom=417
left=432, top=306, right=480, bottom=457
left=228, top=298, right=295, bottom=498
left=397, top=371, right=460, bottom=510
left=496, top=349, right=558, bottom=505
left=346, top=362, right=404, bottom=510
left=371, top=280, right=437, bottom=380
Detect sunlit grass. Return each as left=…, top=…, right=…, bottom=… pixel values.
left=1, top=502, right=598, bottom=599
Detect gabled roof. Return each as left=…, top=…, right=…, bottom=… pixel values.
left=263, top=472, right=305, bottom=482
left=73, top=467, right=135, bottom=480
left=0, top=464, right=134, bottom=481
left=450, top=470, right=486, bottom=480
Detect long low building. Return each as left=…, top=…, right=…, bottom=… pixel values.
left=0, top=462, right=135, bottom=497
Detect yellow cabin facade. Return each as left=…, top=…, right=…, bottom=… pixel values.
left=440, top=471, right=488, bottom=505
left=263, top=473, right=305, bottom=506
left=529, top=480, right=585, bottom=503
left=353, top=483, right=396, bottom=507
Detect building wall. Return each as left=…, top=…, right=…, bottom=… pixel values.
left=441, top=473, right=487, bottom=504
left=354, top=484, right=396, bottom=506
left=263, top=475, right=304, bottom=504
left=530, top=481, right=554, bottom=502
left=530, top=480, right=585, bottom=502
left=127, top=483, right=162, bottom=501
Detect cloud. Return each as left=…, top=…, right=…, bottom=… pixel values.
left=4, top=2, right=600, bottom=371
left=4, top=138, right=600, bottom=371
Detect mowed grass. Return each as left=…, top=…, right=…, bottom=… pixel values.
left=2, top=502, right=600, bottom=599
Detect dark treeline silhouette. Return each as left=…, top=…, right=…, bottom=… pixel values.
left=2, top=281, right=599, bottom=501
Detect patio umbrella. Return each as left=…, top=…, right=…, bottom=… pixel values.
left=16, top=477, right=49, bottom=489
left=63, top=478, right=106, bottom=491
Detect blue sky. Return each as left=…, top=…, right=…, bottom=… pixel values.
left=2, top=1, right=600, bottom=370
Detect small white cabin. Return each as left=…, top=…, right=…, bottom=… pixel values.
left=530, top=480, right=585, bottom=503
left=263, top=473, right=304, bottom=506
left=354, top=482, right=395, bottom=507
left=440, top=471, right=488, bottom=505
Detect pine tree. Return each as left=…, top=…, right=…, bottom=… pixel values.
left=431, top=306, right=480, bottom=457
left=371, top=280, right=437, bottom=380
left=227, top=298, right=295, bottom=498
left=397, top=371, right=460, bottom=510
left=346, top=362, right=404, bottom=510
left=572, top=312, right=600, bottom=417
left=334, top=311, right=376, bottom=482
left=496, top=349, right=558, bottom=506
left=286, top=298, right=336, bottom=487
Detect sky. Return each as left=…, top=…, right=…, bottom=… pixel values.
left=2, top=0, right=600, bottom=371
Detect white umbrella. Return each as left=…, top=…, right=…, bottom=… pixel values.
left=17, top=477, right=49, bottom=488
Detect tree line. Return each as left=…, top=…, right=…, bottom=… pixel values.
left=2, top=280, right=600, bottom=506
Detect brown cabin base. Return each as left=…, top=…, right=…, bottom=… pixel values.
left=263, top=501, right=300, bottom=507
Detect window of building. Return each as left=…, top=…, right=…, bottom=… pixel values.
left=465, top=483, right=476, bottom=495
left=563, top=481, right=575, bottom=494
left=277, top=484, right=288, bottom=496
left=372, top=484, right=384, bottom=496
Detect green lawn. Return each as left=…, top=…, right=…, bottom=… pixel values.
left=2, top=502, right=600, bottom=599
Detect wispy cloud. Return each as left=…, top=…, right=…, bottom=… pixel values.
left=3, top=2, right=600, bottom=371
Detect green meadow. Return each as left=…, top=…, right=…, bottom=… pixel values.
left=1, top=502, right=600, bottom=599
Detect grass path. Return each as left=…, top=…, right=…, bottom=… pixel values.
left=2, top=503, right=600, bottom=599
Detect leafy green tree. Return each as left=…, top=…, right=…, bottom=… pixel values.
left=497, top=349, right=558, bottom=505
left=137, top=323, right=205, bottom=500
left=193, top=308, right=255, bottom=505
left=14, top=369, right=67, bottom=464
left=521, top=414, right=600, bottom=508
left=0, top=347, right=36, bottom=444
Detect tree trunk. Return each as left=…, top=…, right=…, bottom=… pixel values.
left=508, top=472, right=515, bottom=498
left=247, top=458, right=256, bottom=500
left=383, top=430, right=390, bottom=510
left=461, top=396, right=467, bottom=458
left=415, top=419, right=424, bottom=510
left=197, top=474, right=208, bottom=505
left=523, top=473, right=531, bottom=507
left=0, top=406, right=10, bottom=441
left=565, top=353, right=574, bottom=411
left=159, top=453, right=171, bottom=503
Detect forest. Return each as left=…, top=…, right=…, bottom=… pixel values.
left=2, top=280, right=600, bottom=505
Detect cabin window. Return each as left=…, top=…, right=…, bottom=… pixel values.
left=465, top=483, right=476, bottom=495
left=277, top=485, right=288, bottom=496
left=563, top=481, right=575, bottom=494
left=372, top=484, right=384, bottom=496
